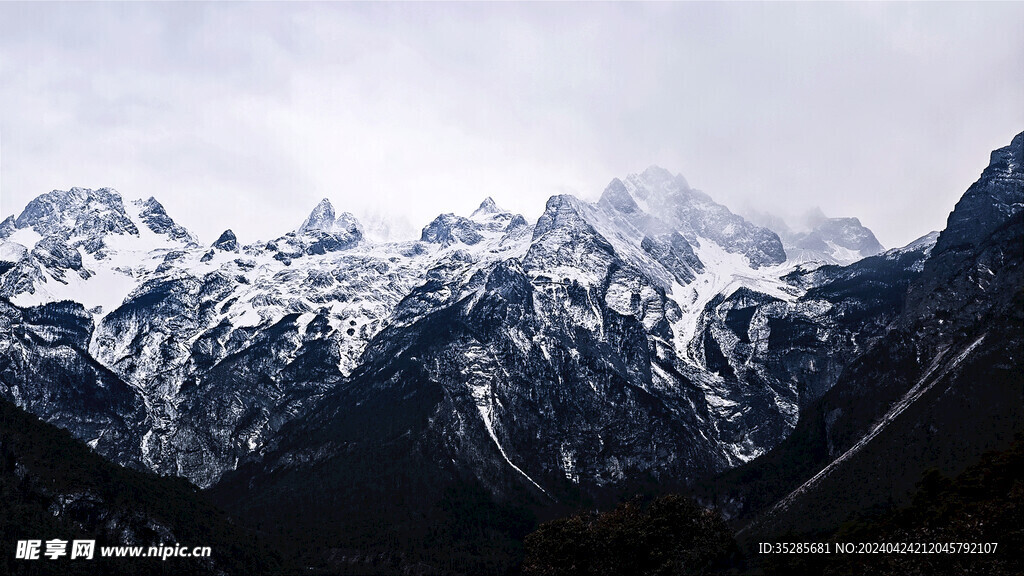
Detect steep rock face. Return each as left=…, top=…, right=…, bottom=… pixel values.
left=471, top=196, right=502, bottom=217
left=135, top=197, right=197, bottom=243
left=30, top=236, right=90, bottom=282
left=89, top=242, right=428, bottom=486
left=718, top=132, right=1024, bottom=543
left=526, top=195, right=618, bottom=284
left=298, top=198, right=338, bottom=233
left=0, top=243, right=38, bottom=300
left=0, top=216, right=15, bottom=239
left=640, top=232, right=703, bottom=285
left=0, top=299, right=146, bottom=468
left=696, top=232, right=936, bottom=415
left=212, top=229, right=239, bottom=251
left=931, top=132, right=1023, bottom=252
left=420, top=213, right=485, bottom=246
left=421, top=198, right=522, bottom=247
left=274, top=198, right=363, bottom=261
left=1, top=192, right=418, bottom=487
left=791, top=217, right=883, bottom=264
left=357, top=257, right=726, bottom=491
left=74, top=197, right=514, bottom=487
left=210, top=139, right=1021, bottom=572
left=13, top=187, right=140, bottom=242
left=2, top=171, right=824, bottom=496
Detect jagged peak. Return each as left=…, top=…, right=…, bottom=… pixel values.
left=598, top=178, right=640, bottom=214
left=14, top=187, right=138, bottom=238
left=332, top=211, right=362, bottom=234
left=505, top=214, right=529, bottom=232
left=0, top=215, right=16, bottom=240
left=295, top=198, right=363, bottom=242
left=27, top=187, right=125, bottom=209
left=471, top=197, right=503, bottom=218
left=641, top=165, right=674, bottom=181
left=984, top=130, right=1023, bottom=177
left=299, top=198, right=337, bottom=233
left=420, top=213, right=482, bottom=246
left=532, top=194, right=590, bottom=240
left=936, top=131, right=1023, bottom=255
left=213, top=229, right=238, bottom=251
left=138, top=196, right=163, bottom=209
left=312, top=197, right=334, bottom=213
left=132, top=197, right=196, bottom=243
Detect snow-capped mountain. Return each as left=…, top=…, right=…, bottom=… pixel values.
left=1, top=133, right=1021, bottom=574
left=748, top=207, right=885, bottom=266
left=0, top=188, right=197, bottom=313
left=0, top=158, right=980, bottom=498
left=613, top=166, right=787, bottom=269
left=1, top=169, right=810, bottom=488
left=86, top=206, right=441, bottom=485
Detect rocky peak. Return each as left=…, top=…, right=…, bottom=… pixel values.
left=14, top=187, right=139, bottom=241
left=471, top=197, right=503, bottom=218
left=420, top=214, right=484, bottom=246
left=751, top=208, right=883, bottom=267
left=531, top=195, right=587, bottom=241
left=598, top=178, right=640, bottom=214
left=134, top=197, right=196, bottom=243
left=297, top=198, right=363, bottom=242
left=984, top=130, right=1023, bottom=178
left=299, top=198, right=336, bottom=234
left=213, top=229, right=238, bottom=252
left=936, top=131, right=1023, bottom=254
left=0, top=216, right=15, bottom=240
left=421, top=198, right=523, bottom=247
left=609, top=168, right=785, bottom=269
left=331, top=211, right=362, bottom=236
left=505, top=214, right=529, bottom=232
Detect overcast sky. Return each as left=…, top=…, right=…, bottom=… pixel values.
left=1, top=2, right=1021, bottom=248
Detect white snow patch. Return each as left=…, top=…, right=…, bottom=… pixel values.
left=6, top=227, right=42, bottom=248
left=468, top=379, right=552, bottom=498
left=667, top=238, right=800, bottom=364
left=0, top=241, right=28, bottom=262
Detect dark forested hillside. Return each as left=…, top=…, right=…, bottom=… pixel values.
left=0, top=398, right=275, bottom=575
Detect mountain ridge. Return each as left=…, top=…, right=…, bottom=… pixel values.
left=1, top=133, right=1020, bottom=574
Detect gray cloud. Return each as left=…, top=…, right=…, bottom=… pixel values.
left=1, top=2, right=1021, bottom=247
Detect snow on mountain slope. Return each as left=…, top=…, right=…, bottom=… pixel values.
left=618, top=166, right=787, bottom=269
left=0, top=189, right=197, bottom=314
left=77, top=196, right=541, bottom=485
left=1, top=173, right=867, bottom=489
left=213, top=168, right=843, bottom=532
left=748, top=208, right=885, bottom=267
left=672, top=239, right=800, bottom=365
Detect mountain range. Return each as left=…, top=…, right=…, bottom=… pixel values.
left=1, top=132, right=1021, bottom=574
